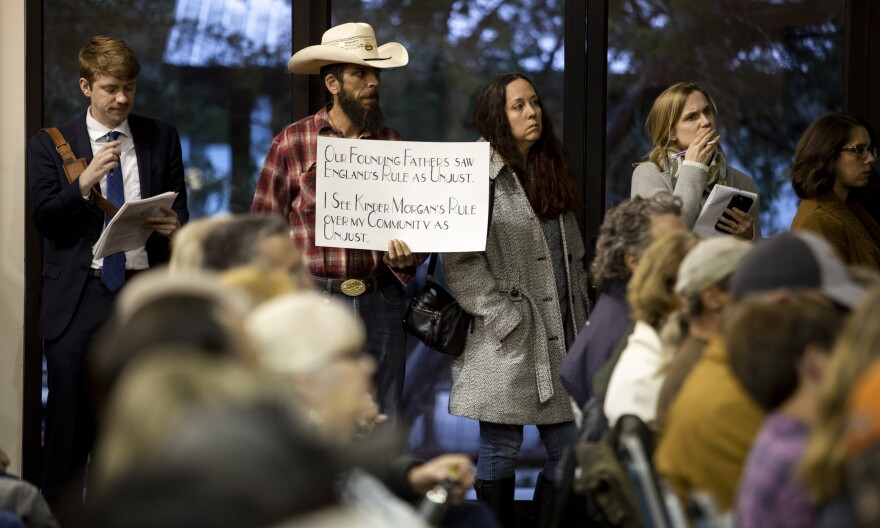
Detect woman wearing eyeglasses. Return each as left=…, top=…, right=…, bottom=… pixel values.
left=790, top=112, right=880, bottom=269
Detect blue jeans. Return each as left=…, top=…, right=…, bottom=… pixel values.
left=331, top=279, right=408, bottom=425
left=477, top=421, right=578, bottom=482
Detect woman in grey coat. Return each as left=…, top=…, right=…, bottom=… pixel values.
left=631, top=81, right=761, bottom=239
left=442, top=73, right=589, bottom=527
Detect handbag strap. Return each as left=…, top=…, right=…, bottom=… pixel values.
left=41, top=127, right=119, bottom=217
left=425, top=178, right=497, bottom=282
left=426, top=252, right=440, bottom=281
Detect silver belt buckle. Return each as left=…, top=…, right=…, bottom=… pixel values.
left=340, top=279, right=366, bottom=297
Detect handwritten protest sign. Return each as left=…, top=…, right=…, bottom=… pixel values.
left=316, top=137, right=491, bottom=252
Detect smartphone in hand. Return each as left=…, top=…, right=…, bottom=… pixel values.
left=715, top=194, right=754, bottom=232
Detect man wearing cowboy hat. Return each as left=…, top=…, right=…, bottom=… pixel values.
left=252, top=22, right=418, bottom=424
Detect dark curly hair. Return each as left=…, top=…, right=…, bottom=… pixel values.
left=471, top=73, right=580, bottom=220
left=590, top=193, right=683, bottom=291
left=790, top=112, right=877, bottom=200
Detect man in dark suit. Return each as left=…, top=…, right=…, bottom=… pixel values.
left=27, top=35, right=188, bottom=505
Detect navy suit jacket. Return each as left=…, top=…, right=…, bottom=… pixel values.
left=27, top=113, right=189, bottom=340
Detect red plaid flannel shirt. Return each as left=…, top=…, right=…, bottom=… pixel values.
left=252, top=105, right=416, bottom=284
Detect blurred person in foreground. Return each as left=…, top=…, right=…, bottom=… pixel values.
left=0, top=447, right=58, bottom=527
left=171, top=214, right=308, bottom=305
left=561, top=193, right=685, bottom=413
left=246, top=291, right=497, bottom=528
left=441, top=72, right=588, bottom=527
left=800, top=286, right=880, bottom=527
left=219, top=265, right=299, bottom=306
left=85, top=351, right=367, bottom=528
left=655, top=231, right=866, bottom=512
left=167, top=215, right=233, bottom=272
left=729, top=294, right=846, bottom=528
left=654, top=236, right=751, bottom=428
left=603, top=230, right=698, bottom=428
left=88, top=269, right=254, bottom=421
left=199, top=215, right=309, bottom=285
left=841, top=358, right=880, bottom=528
left=631, top=81, right=760, bottom=239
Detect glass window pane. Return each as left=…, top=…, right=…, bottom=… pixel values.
left=330, top=0, right=566, bottom=142
left=43, top=0, right=293, bottom=217
left=606, top=1, right=845, bottom=233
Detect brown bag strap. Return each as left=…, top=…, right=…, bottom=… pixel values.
left=41, top=127, right=119, bottom=217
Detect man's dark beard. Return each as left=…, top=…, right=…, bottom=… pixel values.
left=338, top=87, right=385, bottom=134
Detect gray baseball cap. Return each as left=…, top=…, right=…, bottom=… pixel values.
left=730, top=231, right=866, bottom=309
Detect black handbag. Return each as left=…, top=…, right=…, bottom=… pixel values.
left=404, top=178, right=495, bottom=356
left=404, top=254, right=471, bottom=356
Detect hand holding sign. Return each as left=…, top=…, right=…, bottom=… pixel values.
left=383, top=239, right=415, bottom=268
left=316, top=137, right=491, bottom=253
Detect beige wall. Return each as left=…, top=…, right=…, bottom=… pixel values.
left=0, top=0, right=27, bottom=475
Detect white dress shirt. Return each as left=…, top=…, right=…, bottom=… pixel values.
left=85, top=108, right=149, bottom=271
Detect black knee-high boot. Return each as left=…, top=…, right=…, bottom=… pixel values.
left=530, top=472, right=557, bottom=528
left=474, top=476, right=516, bottom=528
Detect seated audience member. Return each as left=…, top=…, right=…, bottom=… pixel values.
left=655, top=231, right=866, bottom=512
left=0, top=448, right=58, bottom=527
left=603, top=231, right=698, bottom=427
left=245, top=292, right=385, bottom=444
left=631, top=81, right=760, bottom=238
left=800, top=286, right=880, bottom=527
left=89, top=270, right=254, bottom=414
left=790, top=113, right=880, bottom=269
left=245, top=292, right=495, bottom=528
left=91, top=352, right=267, bottom=491
left=200, top=214, right=311, bottom=288
left=842, top=359, right=880, bottom=528
left=219, top=265, right=298, bottom=306
left=168, top=215, right=233, bottom=272
left=200, top=214, right=300, bottom=270
left=655, top=236, right=751, bottom=428
left=729, top=295, right=845, bottom=528
left=561, top=193, right=685, bottom=409
left=86, top=353, right=368, bottom=528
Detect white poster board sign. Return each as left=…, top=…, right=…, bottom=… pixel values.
left=315, top=137, right=491, bottom=252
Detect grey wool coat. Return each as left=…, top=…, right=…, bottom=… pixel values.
left=441, top=149, right=589, bottom=425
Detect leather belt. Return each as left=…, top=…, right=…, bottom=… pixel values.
left=88, top=268, right=145, bottom=280
left=310, top=271, right=397, bottom=297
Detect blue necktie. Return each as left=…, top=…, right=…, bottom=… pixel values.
left=102, top=130, right=126, bottom=292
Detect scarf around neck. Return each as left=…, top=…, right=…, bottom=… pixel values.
left=666, top=147, right=729, bottom=191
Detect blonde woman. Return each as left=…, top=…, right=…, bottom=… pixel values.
left=800, top=286, right=880, bottom=524
left=631, top=82, right=760, bottom=239
left=603, top=230, right=698, bottom=427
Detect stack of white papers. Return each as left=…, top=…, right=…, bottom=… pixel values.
left=693, top=184, right=758, bottom=238
left=92, top=191, right=178, bottom=259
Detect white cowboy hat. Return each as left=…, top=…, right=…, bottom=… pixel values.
left=288, top=22, right=409, bottom=75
